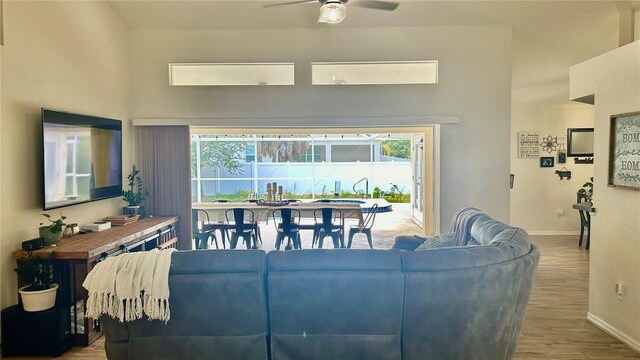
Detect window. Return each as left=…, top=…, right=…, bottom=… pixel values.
left=246, top=144, right=256, bottom=162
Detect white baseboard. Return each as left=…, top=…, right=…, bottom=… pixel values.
left=526, top=231, right=580, bottom=236
left=587, top=312, right=640, bottom=353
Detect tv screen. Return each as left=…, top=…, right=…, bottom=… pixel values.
left=42, top=109, right=122, bottom=210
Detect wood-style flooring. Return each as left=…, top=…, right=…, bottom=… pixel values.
left=514, top=235, right=639, bottom=359
left=17, top=235, right=639, bottom=359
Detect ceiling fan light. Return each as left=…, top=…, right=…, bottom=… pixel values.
left=319, top=2, right=347, bottom=24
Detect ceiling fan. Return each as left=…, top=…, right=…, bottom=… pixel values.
left=263, top=0, right=399, bottom=24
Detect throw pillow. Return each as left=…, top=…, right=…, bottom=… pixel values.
left=415, top=232, right=456, bottom=251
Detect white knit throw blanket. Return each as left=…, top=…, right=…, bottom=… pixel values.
left=82, top=248, right=176, bottom=323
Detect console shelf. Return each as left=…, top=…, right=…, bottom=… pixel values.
left=13, top=216, right=179, bottom=346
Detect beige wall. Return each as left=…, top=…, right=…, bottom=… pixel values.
left=0, top=1, right=131, bottom=308
left=130, top=26, right=513, bottom=230
left=570, top=40, right=640, bottom=350
left=510, top=103, right=594, bottom=234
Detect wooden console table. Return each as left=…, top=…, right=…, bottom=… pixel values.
left=13, top=216, right=179, bottom=346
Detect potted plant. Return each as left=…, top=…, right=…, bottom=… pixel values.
left=122, top=165, right=148, bottom=216
left=39, top=213, right=67, bottom=245
left=15, top=245, right=58, bottom=312
left=577, top=177, right=594, bottom=202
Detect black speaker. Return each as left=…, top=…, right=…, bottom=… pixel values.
left=1, top=305, right=71, bottom=357
left=21, top=237, right=45, bottom=251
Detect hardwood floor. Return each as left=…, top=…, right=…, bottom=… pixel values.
left=515, top=235, right=639, bottom=359
left=18, top=235, right=639, bottom=359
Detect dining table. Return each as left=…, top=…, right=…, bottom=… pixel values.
left=192, top=201, right=365, bottom=249
left=193, top=201, right=365, bottom=226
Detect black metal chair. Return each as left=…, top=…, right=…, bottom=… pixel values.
left=577, top=192, right=591, bottom=250
left=271, top=208, right=302, bottom=251
left=241, top=200, right=263, bottom=245
left=312, top=208, right=344, bottom=249
left=225, top=208, right=258, bottom=249
left=191, top=209, right=221, bottom=249
left=347, top=203, right=379, bottom=249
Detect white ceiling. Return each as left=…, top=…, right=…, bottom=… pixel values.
left=106, top=0, right=635, bottom=30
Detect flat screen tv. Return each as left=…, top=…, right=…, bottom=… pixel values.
left=42, top=109, right=122, bottom=210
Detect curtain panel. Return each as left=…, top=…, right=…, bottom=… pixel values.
left=135, top=126, right=192, bottom=250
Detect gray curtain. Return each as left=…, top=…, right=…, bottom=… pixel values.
left=136, top=126, right=192, bottom=250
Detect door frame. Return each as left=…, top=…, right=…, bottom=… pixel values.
left=189, top=125, right=440, bottom=236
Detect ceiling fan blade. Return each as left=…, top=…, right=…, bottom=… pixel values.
left=349, top=0, right=399, bottom=11
left=263, top=0, right=317, bottom=8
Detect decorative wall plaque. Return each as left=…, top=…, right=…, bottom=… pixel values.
left=518, top=132, right=539, bottom=159
left=608, top=112, right=640, bottom=189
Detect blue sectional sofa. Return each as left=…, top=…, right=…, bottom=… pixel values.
left=101, top=210, right=539, bottom=360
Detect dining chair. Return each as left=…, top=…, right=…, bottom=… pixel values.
left=312, top=208, right=344, bottom=249
left=271, top=208, right=302, bottom=251
left=225, top=208, right=258, bottom=249
left=191, top=209, right=220, bottom=249
left=576, top=192, right=591, bottom=250
left=241, top=200, right=263, bottom=245
left=347, top=203, right=378, bottom=249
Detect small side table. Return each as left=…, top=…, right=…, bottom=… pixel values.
left=1, top=305, right=71, bottom=357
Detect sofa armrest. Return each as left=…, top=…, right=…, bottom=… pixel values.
left=391, top=235, right=425, bottom=251
left=101, top=315, right=129, bottom=360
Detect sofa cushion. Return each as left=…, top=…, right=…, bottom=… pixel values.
left=125, top=250, right=269, bottom=360
left=402, top=258, right=525, bottom=360
left=469, top=214, right=512, bottom=245
left=415, top=233, right=455, bottom=250
left=267, top=250, right=404, bottom=360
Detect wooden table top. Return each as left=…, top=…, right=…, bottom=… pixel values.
left=13, top=216, right=179, bottom=261
left=193, top=202, right=365, bottom=225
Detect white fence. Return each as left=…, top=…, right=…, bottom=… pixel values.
left=192, top=161, right=412, bottom=201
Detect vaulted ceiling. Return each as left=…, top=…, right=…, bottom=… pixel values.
left=106, top=0, right=640, bottom=105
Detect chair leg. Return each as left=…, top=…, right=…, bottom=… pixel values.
left=211, top=233, right=219, bottom=249
left=347, top=228, right=357, bottom=248
left=331, top=234, right=340, bottom=249
left=194, top=235, right=203, bottom=249
left=364, top=228, right=373, bottom=249
left=218, top=229, right=227, bottom=249
left=312, top=228, right=318, bottom=248
left=295, top=233, right=302, bottom=249
left=578, top=225, right=584, bottom=247
left=318, top=234, right=324, bottom=249
left=586, top=220, right=591, bottom=251
left=275, top=233, right=284, bottom=250
left=230, top=234, right=239, bottom=249
left=257, top=226, right=263, bottom=245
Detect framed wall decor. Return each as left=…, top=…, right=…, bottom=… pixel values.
left=540, top=157, right=554, bottom=168
left=517, top=132, right=539, bottom=159
left=608, top=111, right=640, bottom=189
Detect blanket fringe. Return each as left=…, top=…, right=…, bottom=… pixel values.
left=86, top=292, right=171, bottom=323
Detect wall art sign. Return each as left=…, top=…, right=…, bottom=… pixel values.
left=608, top=112, right=640, bottom=189
left=518, top=132, right=539, bottom=159
left=540, top=157, right=555, bottom=168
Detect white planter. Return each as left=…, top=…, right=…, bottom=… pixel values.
left=18, top=283, right=58, bottom=312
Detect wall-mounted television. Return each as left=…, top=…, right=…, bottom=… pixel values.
left=567, top=128, right=594, bottom=157
left=42, top=109, right=122, bottom=210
